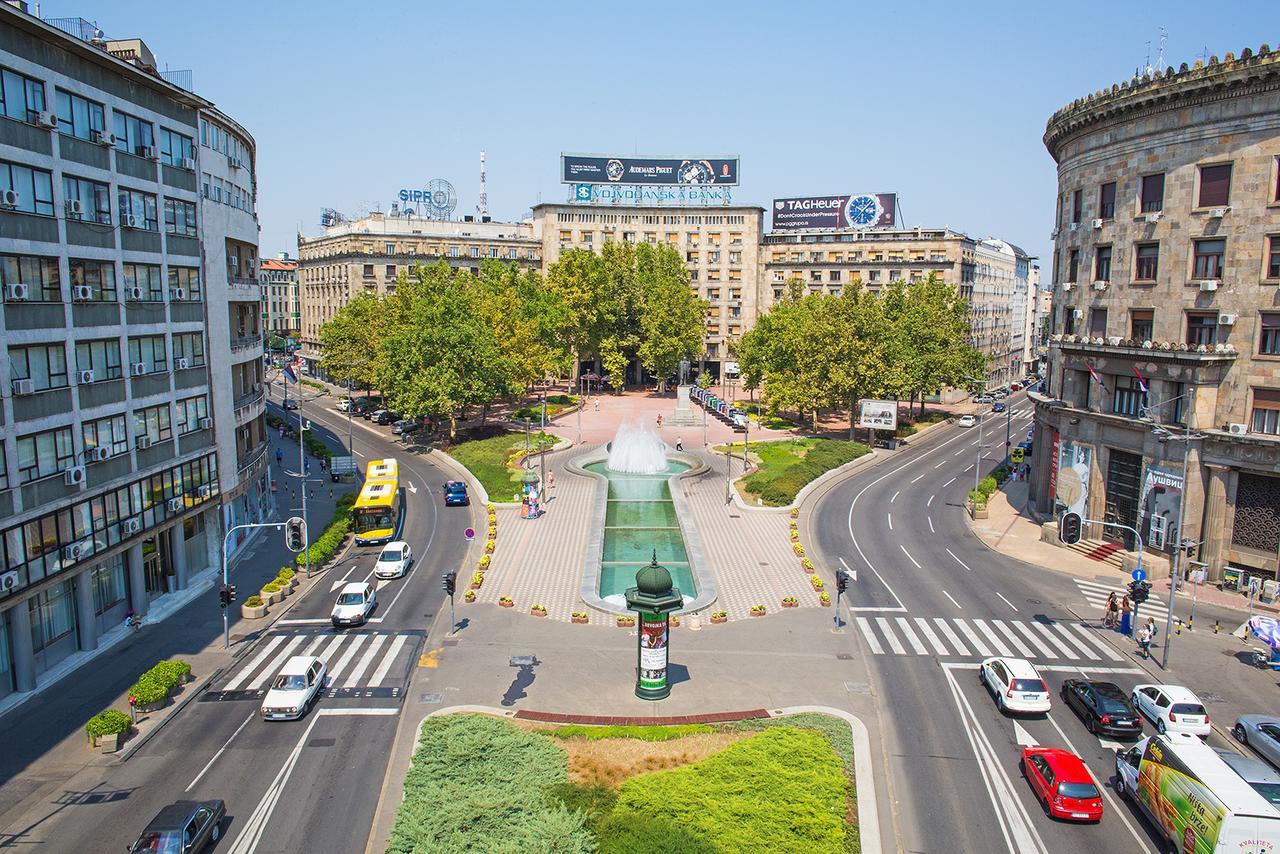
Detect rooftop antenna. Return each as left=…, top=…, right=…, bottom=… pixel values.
left=1156, top=27, right=1167, bottom=70
left=477, top=150, right=489, bottom=220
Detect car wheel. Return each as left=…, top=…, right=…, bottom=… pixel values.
left=1087, top=717, right=1098, bottom=735
left=1234, top=724, right=1248, bottom=745
left=1157, top=719, right=1166, bottom=734
left=1115, top=775, right=1127, bottom=800
left=997, top=694, right=1006, bottom=714
left=211, top=822, right=221, bottom=842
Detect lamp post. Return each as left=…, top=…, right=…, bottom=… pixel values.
left=539, top=393, right=547, bottom=495
left=221, top=521, right=285, bottom=648
left=297, top=394, right=311, bottom=578
left=961, top=374, right=989, bottom=518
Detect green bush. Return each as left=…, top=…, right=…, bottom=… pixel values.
left=449, top=431, right=556, bottom=498
left=543, top=724, right=714, bottom=742
left=547, top=394, right=575, bottom=405
left=387, top=713, right=593, bottom=854
left=303, top=433, right=332, bottom=461
left=277, top=567, right=295, bottom=581
left=244, top=595, right=264, bottom=607
left=738, top=439, right=869, bottom=507
left=294, top=493, right=357, bottom=569
left=261, top=581, right=281, bottom=594
left=85, top=709, right=131, bottom=740
left=126, top=659, right=191, bottom=706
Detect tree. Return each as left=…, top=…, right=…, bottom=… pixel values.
left=319, top=291, right=383, bottom=393
left=635, top=243, right=706, bottom=391
left=884, top=275, right=985, bottom=415
left=543, top=249, right=610, bottom=380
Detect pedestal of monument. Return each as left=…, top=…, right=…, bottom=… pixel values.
left=669, top=385, right=701, bottom=426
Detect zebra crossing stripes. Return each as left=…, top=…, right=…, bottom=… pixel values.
left=1074, top=577, right=1166, bottom=611
left=208, top=630, right=421, bottom=700
left=854, top=616, right=1121, bottom=662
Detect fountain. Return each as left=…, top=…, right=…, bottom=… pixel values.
left=607, top=421, right=667, bottom=474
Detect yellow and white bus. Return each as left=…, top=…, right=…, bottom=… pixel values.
left=353, top=458, right=401, bottom=545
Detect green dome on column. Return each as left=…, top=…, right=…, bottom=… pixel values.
left=635, top=552, right=673, bottom=596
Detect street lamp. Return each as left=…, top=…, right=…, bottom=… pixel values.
left=961, top=374, right=990, bottom=518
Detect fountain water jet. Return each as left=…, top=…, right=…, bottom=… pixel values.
left=607, top=421, right=668, bottom=474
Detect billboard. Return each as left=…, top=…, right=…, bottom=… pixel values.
left=562, top=154, right=739, bottom=186
left=772, top=193, right=897, bottom=230
left=1055, top=440, right=1092, bottom=517
left=1139, top=464, right=1183, bottom=551
left=858, top=399, right=898, bottom=431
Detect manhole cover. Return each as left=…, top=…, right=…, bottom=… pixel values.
left=1026, top=599, right=1042, bottom=605
left=510, top=655, right=536, bottom=667
left=1196, top=691, right=1226, bottom=703
left=418, top=692, right=442, bottom=704
left=844, top=681, right=871, bottom=694
left=308, top=738, right=336, bottom=748
left=836, top=653, right=854, bottom=660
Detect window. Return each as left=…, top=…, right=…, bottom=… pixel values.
left=1268, top=236, right=1280, bottom=280
left=1253, top=389, right=1280, bottom=435
left=1063, top=307, right=1076, bottom=336
left=1193, top=239, right=1224, bottom=280
left=163, top=198, right=197, bottom=236
left=158, top=128, right=193, bottom=167
left=448, top=246, right=460, bottom=258
left=175, top=395, right=209, bottom=434
left=1, top=253, right=59, bottom=301
left=1261, top=313, right=1280, bottom=356
left=29, top=582, right=76, bottom=652
left=168, top=267, right=200, bottom=301
left=123, top=263, right=163, bottom=300
left=1088, top=308, right=1107, bottom=338
left=1112, top=376, right=1148, bottom=417
left=76, top=339, right=123, bottom=380
left=1197, top=164, right=1232, bottom=208
left=362, top=263, right=375, bottom=277
left=62, top=175, right=111, bottom=224
left=1135, top=243, right=1159, bottom=281
left=1094, top=246, right=1112, bottom=282
left=470, top=246, right=479, bottom=258
left=117, top=188, right=158, bottom=230
left=111, top=110, right=154, bottom=157
left=54, top=90, right=106, bottom=142
left=1186, top=312, right=1217, bottom=347
left=172, top=333, right=205, bottom=367
left=1099, top=182, right=1116, bottom=219
left=1130, top=309, right=1154, bottom=342
left=1140, top=173, right=1165, bottom=213
left=507, top=248, right=517, bottom=260
left=133, top=404, right=172, bottom=443
left=830, top=270, right=841, bottom=282
left=1, top=66, right=45, bottom=122
left=16, top=427, right=74, bottom=483
left=0, top=160, right=54, bottom=215
left=1068, top=249, right=1079, bottom=283
left=0, top=443, right=6, bottom=491
left=128, top=335, right=167, bottom=373
left=385, top=265, right=395, bottom=278
left=91, top=558, right=127, bottom=614
left=1071, top=189, right=1082, bottom=223
left=10, top=343, right=68, bottom=391
left=1168, top=381, right=1186, bottom=424
left=83, top=413, right=128, bottom=456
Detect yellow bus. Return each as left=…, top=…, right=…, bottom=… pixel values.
left=353, top=458, right=401, bottom=545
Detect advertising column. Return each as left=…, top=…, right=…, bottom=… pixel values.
left=637, top=613, right=670, bottom=698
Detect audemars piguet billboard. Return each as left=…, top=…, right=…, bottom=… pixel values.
left=772, top=193, right=897, bottom=230
left=562, top=154, right=739, bottom=186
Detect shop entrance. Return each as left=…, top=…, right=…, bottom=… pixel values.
left=142, top=531, right=174, bottom=595
left=1104, top=450, right=1142, bottom=549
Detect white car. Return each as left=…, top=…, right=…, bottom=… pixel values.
left=957, top=415, right=977, bottom=428
left=980, top=656, right=1051, bottom=714
left=331, top=581, right=376, bottom=628
left=336, top=398, right=351, bottom=412
left=374, top=541, right=412, bottom=579
left=1131, top=684, right=1211, bottom=736
left=260, top=656, right=326, bottom=721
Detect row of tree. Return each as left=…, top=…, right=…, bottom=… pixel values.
left=735, top=275, right=984, bottom=432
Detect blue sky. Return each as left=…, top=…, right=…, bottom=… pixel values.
left=59, top=0, right=1278, bottom=265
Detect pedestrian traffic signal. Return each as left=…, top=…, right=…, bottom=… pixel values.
left=1128, top=580, right=1151, bottom=604
left=443, top=571, right=456, bottom=597
left=284, top=516, right=306, bottom=552
left=218, top=586, right=229, bottom=608
left=837, top=572, right=849, bottom=595
left=1059, top=511, right=1083, bottom=545
left=227, top=583, right=236, bottom=604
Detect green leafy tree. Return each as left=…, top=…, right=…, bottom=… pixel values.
left=636, top=243, right=706, bottom=391
left=319, top=291, right=383, bottom=393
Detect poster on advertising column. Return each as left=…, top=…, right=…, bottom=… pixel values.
left=638, top=613, right=669, bottom=693
left=1139, top=464, right=1183, bottom=551
left=1055, top=440, right=1092, bottom=517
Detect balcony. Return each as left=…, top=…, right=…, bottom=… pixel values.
left=227, top=277, right=260, bottom=300
left=233, top=387, right=264, bottom=412
left=231, top=334, right=262, bottom=354
left=237, top=442, right=268, bottom=481
left=1050, top=334, right=1239, bottom=365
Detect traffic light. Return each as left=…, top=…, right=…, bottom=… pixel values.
left=1059, top=511, right=1083, bottom=545
left=218, top=586, right=229, bottom=608
left=1128, top=580, right=1151, bottom=604
left=837, top=572, right=849, bottom=595
left=442, top=571, right=457, bottom=597
left=284, top=516, right=306, bottom=552
left=227, top=583, right=237, bottom=604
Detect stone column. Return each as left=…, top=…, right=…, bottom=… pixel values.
left=169, top=525, right=189, bottom=591
left=72, top=569, right=98, bottom=652
left=127, top=543, right=148, bottom=615
left=1200, top=464, right=1231, bottom=582
left=8, top=599, right=36, bottom=693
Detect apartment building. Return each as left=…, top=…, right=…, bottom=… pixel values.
left=0, top=5, right=265, bottom=699
left=259, top=253, right=298, bottom=338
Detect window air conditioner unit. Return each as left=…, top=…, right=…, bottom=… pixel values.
left=11, top=378, right=35, bottom=396
left=142, top=145, right=158, bottom=160
left=1145, top=211, right=1162, bottom=223
left=90, top=129, right=114, bottom=146
left=1092, top=281, right=1108, bottom=290
left=62, top=542, right=83, bottom=561
left=181, top=157, right=196, bottom=171
left=1, top=189, right=19, bottom=208
left=175, top=357, right=190, bottom=370
left=1062, top=282, right=1074, bottom=291
left=121, top=518, right=141, bottom=535
left=197, top=416, right=212, bottom=430
left=87, top=446, right=111, bottom=462
left=136, top=435, right=153, bottom=450
left=1108, top=337, right=1123, bottom=346
left=167, top=497, right=184, bottom=512
left=66, top=198, right=84, bottom=217
left=1209, top=207, right=1228, bottom=218
left=130, top=362, right=147, bottom=377
left=1228, top=422, right=1248, bottom=435
left=227, top=154, right=240, bottom=169
left=72, top=284, right=93, bottom=302
left=197, top=485, right=212, bottom=499
left=1072, top=309, right=1084, bottom=320
left=63, top=466, right=85, bottom=486
left=1068, top=222, right=1078, bottom=231
left=171, top=286, right=186, bottom=301
left=127, top=285, right=145, bottom=301
left=123, top=214, right=138, bottom=228
left=37, top=111, right=58, bottom=128
left=1218, top=313, right=1237, bottom=325
left=1091, top=218, right=1103, bottom=229
left=5, top=282, right=30, bottom=301
left=0, top=570, right=16, bottom=592
left=1199, top=280, right=1220, bottom=292
left=78, top=369, right=95, bottom=384
left=1049, top=229, right=1059, bottom=240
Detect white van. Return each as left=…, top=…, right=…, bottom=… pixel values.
left=1115, top=733, right=1280, bottom=852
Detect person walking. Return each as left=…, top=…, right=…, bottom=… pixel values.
left=276, top=448, right=283, bottom=466
left=675, top=437, right=684, bottom=452
left=594, top=398, right=600, bottom=412
left=1137, top=621, right=1153, bottom=659
left=656, top=413, right=663, bottom=428
left=1104, top=592, right=1119, bottom=629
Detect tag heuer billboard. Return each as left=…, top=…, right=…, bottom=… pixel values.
left=772, top=193, right=897, bottom=230
left=562, top=154, right=739, bottom=186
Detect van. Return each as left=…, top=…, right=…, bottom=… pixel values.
left=1115, top=733, right=1280, bottom=851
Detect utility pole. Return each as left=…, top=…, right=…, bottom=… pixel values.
left=1005, top=399, right=1012, bottom=462
left=539, top=392, right=547, bottom=493
left=1163, top=418, right=1199, bottom=668
left=298, top=391, right=311, bottom=577
left=972, top=408, right=984, bottom=518
left=346, top=368, right=354, bottom=458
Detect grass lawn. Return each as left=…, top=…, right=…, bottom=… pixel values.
left=895, top=410, right=947, bottom=438
left=512, top=393, right=579, bottom=422
left=714, top=438, right=870, bottom=506
left=740, top=401, right=798, bottom=430
left=447, top=430, right=556, bottom=500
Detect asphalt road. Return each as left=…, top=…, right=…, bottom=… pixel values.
left=6, top=385, right=472, bottom=852
left=810, top=392, right=1262, bottom=854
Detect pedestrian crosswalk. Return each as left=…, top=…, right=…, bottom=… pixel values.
left=204, top=630, right=422, bottom=701
left=1074, top=578, right=1166, bottom=614
left=854, top=615, right=1125, bottom=662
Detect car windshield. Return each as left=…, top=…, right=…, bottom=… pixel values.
left=133, top=830, right=183, bottom=852
left=1096, top=695, right=1131, bottom=714
left=1171, top=703, right=1206, bottom=717
left=273, top=674, right=307, bottom=690
left=1058, top=782, right=1099, bottom=799
left=1250, top=783, right=1280, bottom=807
left=379, top=549, right=402, bottom=562
left=1012, top=679, right=1046, bottom=693
left=336, top=593, right=365, bottom=606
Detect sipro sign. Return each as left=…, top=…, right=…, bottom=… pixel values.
left=398, top=188, right=434, bottom=205
left=772, top=193, right=897, bottom=230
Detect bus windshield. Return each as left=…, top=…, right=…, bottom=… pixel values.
left=354, top=508, right=393, bottom=534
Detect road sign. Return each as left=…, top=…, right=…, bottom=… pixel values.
left=1026, top=427, right=1034, bottom=439
left=464, top=527, right=475, bottom=541
left=1131, top=567, right=1147, bottom=582
left=1011, top=447, right=1024, bottom=464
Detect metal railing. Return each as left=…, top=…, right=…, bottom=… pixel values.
left=233, top=388, right=264, bottom=411
left=230, top=335, right=262, bottom=353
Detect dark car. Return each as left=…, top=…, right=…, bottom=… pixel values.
left=128, top=799, right=226, bottom=852
left=282, top=398, right=299, bottom=411
left=350, top=400, right=370, bottom=418
left=1061, top=679, right=1142, bottom=737
left=443, top=480, right=470, bottom=506
left=375, top=410, right=400, bottom=425
left=991, top=402, right=1006, bottom=413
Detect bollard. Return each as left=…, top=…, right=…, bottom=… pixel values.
left=1176, top=619, right=1182, bottom=635
left=1214, top=620, right=1220, bottom=634
left=1187, top=614, right=1193, bottom=631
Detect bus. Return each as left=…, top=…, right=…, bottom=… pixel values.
left=353, top=458, right=401, bottom=545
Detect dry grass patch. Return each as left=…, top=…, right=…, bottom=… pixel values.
left=561, top=732, right=750, bottom=788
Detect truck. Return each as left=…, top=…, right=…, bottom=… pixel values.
left=1115, top=732, right=1280, bottom=853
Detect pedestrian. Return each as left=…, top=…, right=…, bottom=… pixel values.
left=547, top=471, right=556, bottom=493
left=594, top=398, right=600, bottom=412
left=276, top=449, right=283, bottom=465
left=279, top=426, right=285, bottom=439
left=675, top=437, right=683, bottom=452
left=319, top=456, right=327, bottom=472
left=1138, top=622, right=1153, bottom=659
left=1104, top=592, right=1118, bottom=628
left=1119, top=594, right=1133, bottom=635
left=657, top=413, right=663, bottom=428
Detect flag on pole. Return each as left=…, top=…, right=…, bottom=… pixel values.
left=283, top=363, right=298, bottom=384
left=1086, top=363, right=1108, bottom=393
left=1131, top=365, right=1149, bottom=394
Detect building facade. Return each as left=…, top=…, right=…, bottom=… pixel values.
left=296, top=212, right=541, bottom=375
left=1032, top=48, right=1280, bottom=584
left=0, top=5, right=264, bottom=700
left=259, top=253, right=298, bottom=338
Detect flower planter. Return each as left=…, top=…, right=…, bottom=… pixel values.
left=819, top=596, right=831, bottom=607
left=530, top=608, right=547, bottom=617
left=93, top=732, right=124, bottom=754
left=134, top=697, right=168, bottom=714
left=781, top=599, right=799, bottom=608
left=571, top=615, right=589, bottom=624
left=277, top=584, right=291, bottom=599
left=262, top=590, right=282, bottom=605
left=464, top=591, right=476, bottom=603
left=470, top=582, right=482, bottom=590
left=750, top=609, right=767, bottom=617
left=616, top=617, right=636, bottom=628
left=499, top=599, right=514, bottom=608
left=810, top=581, right=824, bottom=593
left=670, top=616, right=681, bottom=627
left=241, top=602, right=268, bottom=619
left=710, top=614, right=728, bottom=624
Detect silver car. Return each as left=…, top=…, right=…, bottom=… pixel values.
left=1216, top=747, right=1280, bottom=808
left=1234, top=715, right=1280, bottom=770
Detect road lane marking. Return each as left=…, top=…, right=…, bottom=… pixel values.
left=247, top=635, right=307, bottom=690
left=942, top=661, right=1143, bottom=674
left=273, top=618, right=335, bottom=626
left=223, top=636, right=286, bottom=691
left=185, top=711, right=254, bottom=792
left=926, top=493, right=935, bottom=507
left=368, top=634, right=410, bottom=686
left=991, top=620, right=1035, bottom=657
left=894, top=617, right=930, bottom=655
left=953, top=619, right=993, bottom=655
left=910, top=474, right=924, bottom=483
left=1047, top=622, right=1100, bottom=660
left=1025, top=621, right=1074, bottom=658
left=928, top=516, right=935, bottom=533
left=971, top=619, right=1013, bottom=656
left=913, top=617, right=950, bottom=656
left=326, top=633, right=369, bottom=681
left=1007, top=621, right=1056, bottom=658
left=994, top=591, right=1018, bottom=611
left=1013, top=721, right=1038, bottom=747
left=964, top=464, right=975, bottom=473
left=942, top=477, right=956, bottom=488
left=1068, top=624, right=1126, bottom=662
left=328, top=564, right=358, bottom=591
left=941, top=589, right=962, bottom=610
left=887, top=513, right=893, bottom=531
left=891, top=491, right=899, bottom=503
left=227, top=706, right=325, bottom=854
left=934, top=460, right=947, bottom=468
left=873, top=617, right=907, bottom=654
left=854, top=617, right=885, bottom=654
left=932, top=618, right=970, bottom=655
left=899, top=544, right=921, bottom=568
left=315, top=634, right=349, bottom=667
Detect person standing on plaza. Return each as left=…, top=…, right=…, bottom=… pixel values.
left=1104, top=592, right=1119, bottom=628
left=594, top=398, right=600, bottom=412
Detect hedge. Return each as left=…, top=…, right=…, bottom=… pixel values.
left=127, top=659, right=191, bottom=706
left=542, top=724, right=714, bottom=742
left=244, top=595, right=264, bottom=607
left=85, top=708, right=131, bottom=739
left=294, top=492, right=357, bottom=569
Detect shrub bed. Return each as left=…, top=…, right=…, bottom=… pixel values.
left=85, top=709, right=131, bottom=740
left=541, top=724, right=714, bottom=742
left=895, top=411, right=947, bottom=438
left=729, top=439, right=870, bottom=507
left=448, top=431, right=557, bottom=499
left=127, top=659, right=192, bottom=706
left=294, top=492, right=357, bottom=569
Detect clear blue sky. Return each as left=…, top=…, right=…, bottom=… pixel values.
left=57, top=0, right=1277, bottom=265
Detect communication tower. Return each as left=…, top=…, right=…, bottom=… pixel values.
left=478, top=151, right=489, bottom=220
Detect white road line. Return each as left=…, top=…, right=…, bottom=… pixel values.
left=326, top=632, right=369, bottom=680
left=299, top=635, right=325, bottom=657
left=964, top=464, right=975, bottom=473
left=932, top=618, right=970, bottom=655
left=941, top=589, right=962, bottom=610
left=926, top=494, right=935, bottom=507
left=928, top=516, right=935, bottom=534
left=368, top=634, right=410, bottom=686
left=223, top=636, right=286, bottom=691
left=227, top=706, right=324, bottom=854
left=342, top=634, right=387, bottom=687
left=992, top=620, right=1035, bottom=657
left=894, top=617, right=930, bottom=655
left=971, top=619, right=1013, bottom=657
left=910, top=474, right=924, bottom=483
left=1069, top=624, right=1127, bottom=662
left=315, top=634, right=349, bottom=666
left=873, top=617, right=907, bottom=655
left=328, top=564, right=358, bottom=591
left=934, top=460, right=948, bottom=468
left=1007, top=621, right=1057, bottom=658
left=887, top=513, right=893, bottom=531
left=953, top=619, right=993, bottom=655
left=913, top=618, right=949, bottom=656
left=273, top=618, right=335, bottom=627
left=1025, top=621, right=1075, bottom=658
left=942, top=477, right=956, bottom=488
left=247, top=635, right=307, bottom=690
left=945, top=548, right=972, bottom=572
left=891, top=491, right=899, bottom=503
left=899, top=544, right=921, bottom=568
left=994, top=591, right=1018, bottom=612
left=1047, top=622, right=1101, bottom=660
left=954, top=448, right=967, bottom=456
left=847, top=606, right=910, bottom=613
left=941, top=661, right=1143, bottom=674
left=855, top=617, right=886, bottom=654
left=319, top=707, right=399, bottom=716
left=185, top=712, right=254, bottom=792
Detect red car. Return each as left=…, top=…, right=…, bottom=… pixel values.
left=1021, top=747, right=1103, bottom=822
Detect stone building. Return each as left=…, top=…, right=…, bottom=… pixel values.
left=1032, top=48, right=1280, bottom=585
left=259, top=253, right=298, bottom=337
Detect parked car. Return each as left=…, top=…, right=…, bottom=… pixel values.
left=443, top=480, right=470, bottom=506
left=992, top=402, right=1006, bottom=413
left=1060, top=679, right=1142, bottom=737
left=260, top=656, right=326, bottom=720
left=1010, top=382, right=1022, bottom=392
left=1017, top=440, right=1034, bottom=457
left=282, top=398, right=299, bottom=410
left=350, top=400, right=371, bottom=418
left=1131, top=684, right=1211, bottom=736
left=128, top=800, right=226, bottom=852
left=957, top=415, right=977, bottom=428
left=391, top=419, right=412, bottom=434
left=1216, top=748, right=1280, bottom=808
left=374, top=541, right=412, bottom=579
left=374, top=410, right=400, bottom=425
left=979, top=656, right=1050, bottom=714
left=336, top=398, right=351, bottom=412
left=331, top=581, right=376, bottom=628
left=974, top=394, right=995, bottom=404
left=1021, top=747, right=1103, bottom=822
left=1233, top=715, right=1280, bottom=770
